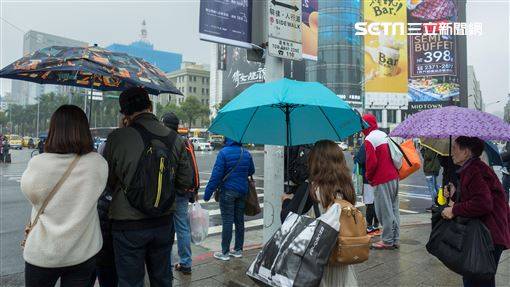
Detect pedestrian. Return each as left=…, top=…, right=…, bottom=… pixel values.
left=162, top=112, right=199, bottom=275
left=21, top=105, right=108, bottom=287
left=362, top=113, right=400, bottom=250
left=441, top=136, right=510, bottom=287
left=103, top=87, right=193, bottom=287
left=501, top=142, right=510, bottom=203
left=281, top=140, right=358, bottom=286
left=2, top=137, right=10, bottom=163
left=204, top=138, right=255, bottom=261
left=354, top=142, right=380, bottom=236
left=421, top=146, right=441, bottom=212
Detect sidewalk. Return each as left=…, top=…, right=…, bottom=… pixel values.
left=174, top=214, right=510, bottom=287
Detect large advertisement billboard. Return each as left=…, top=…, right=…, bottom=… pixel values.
left=221, top=45, right=265, bottom=102
left=199, top=0, right=252, bottom=48
left=302, top=0, right=318, bottom=60
left=364, top=0, right=408, bottom=96
left=407, top=0, right=461, bottom=103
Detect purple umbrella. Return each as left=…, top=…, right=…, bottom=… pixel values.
left=390, top=106, right=510, bottom=141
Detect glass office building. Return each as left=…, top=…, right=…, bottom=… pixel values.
left=306, top=0, right=363, bottom=109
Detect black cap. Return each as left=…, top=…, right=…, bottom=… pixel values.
left=162, top=112, right=179, bottom=131
left=119, top=87, right=151, bottom=116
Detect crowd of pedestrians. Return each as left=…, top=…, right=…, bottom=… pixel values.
left=17, top=86, right=510, bottom=287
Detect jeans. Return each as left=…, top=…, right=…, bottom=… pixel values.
left=25, top=256, right=96, bottom=287
left=462, top=245, right=505, bottom=287
left=374, top=179, right=400, bottom=245
left=112, top=221, right=175, bottom=287
left=219, top=189, right=246, bottom=255
left=173, top=194, right=192, bottom=267
left=425, top=175, right=439, bottom=202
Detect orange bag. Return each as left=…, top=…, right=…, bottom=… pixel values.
left=398, top=139, right=422, bottom=180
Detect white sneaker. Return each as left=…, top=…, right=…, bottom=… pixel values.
left=229, top=250, right=243, bottom=258
left=213, top=252, right=230, bottom=261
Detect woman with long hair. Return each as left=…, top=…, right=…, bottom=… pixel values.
left=282, top=140, right=358, bottom=286
left=21, top=105, right=108, bottom=287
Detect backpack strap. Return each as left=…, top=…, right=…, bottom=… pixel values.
left=130, top=122, right=178, bottom=152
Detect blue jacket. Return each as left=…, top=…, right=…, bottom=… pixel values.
left=204, top=139, right=255, bottom=201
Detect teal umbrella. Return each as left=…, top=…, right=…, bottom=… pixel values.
left=209, top=78, right=365, bottom=146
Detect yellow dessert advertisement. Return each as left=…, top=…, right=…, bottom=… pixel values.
left=364, top=0, right=408, bottom=94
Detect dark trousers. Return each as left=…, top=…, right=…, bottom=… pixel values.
left=112, top=222, right=175, bottom=287
left=366, top=203, right=379, bottom=227
left=502, top=174, right=509, bottom=203
left=219, top=189, right=246, bottom=254
left=25, top=256, right=96, bottom=287
left=462, top=245, right=505, bottom=287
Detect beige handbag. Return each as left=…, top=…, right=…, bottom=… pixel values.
left=21, top=155, right=81, bottom=249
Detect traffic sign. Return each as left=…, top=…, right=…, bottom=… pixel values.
left=268, top=0, right=302, bottom=60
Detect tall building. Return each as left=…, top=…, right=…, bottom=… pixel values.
left=107, top=21, right=182, bottom=74
left=166, top=62, right=210, bottom=127
left=467, top=65, right=484, bottom=111
left=10, top=30, right=88, bottom=106
left=306, top=0, right=364, bottom=110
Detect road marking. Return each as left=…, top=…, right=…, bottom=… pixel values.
left=399, top=209, right=419, bottom=214
left=208, top=219, right=264, bottom=236
left=197, top=188, right=263, bottom=196
left=206, top=203, right=265, bottom=216
left=400, top=192, right=431, bottom=199
left=197, top=193, right=263, bottom=204
left=400, top=184, right=428, bottom=189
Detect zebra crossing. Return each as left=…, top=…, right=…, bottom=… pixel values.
left=1, top=168, right=428, bottom=236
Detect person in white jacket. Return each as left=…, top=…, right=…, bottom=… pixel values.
left=21, top=105, right=108, bottom=287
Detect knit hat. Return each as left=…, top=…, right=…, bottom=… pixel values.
left=119, top=87, right=151, bottom=116
left=162, top=112, right=179, bottom=131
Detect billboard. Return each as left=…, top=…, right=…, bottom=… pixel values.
left=199, top=0, right=252, bottom=48
left=221, top=45, right=265, bottom=102
left=364, top=0, right=408, bottom=96
left=302, top=0, right=318, bottom=60
left=219, top=46, right=305, bottom=103
left=407, top=0, right=461, bottom=103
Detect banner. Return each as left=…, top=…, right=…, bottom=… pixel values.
left=221, top=46, right=265, bottom=102
left=407, top=0, right=460, bottom=103
left=199, top=0, right=252, bottom=48
left=364, top=0, right=408, bottom=95
left=302, top=0, right=318, bottom=60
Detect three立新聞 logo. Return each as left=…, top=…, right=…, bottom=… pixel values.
left=355, top=22, right=483, bottom=36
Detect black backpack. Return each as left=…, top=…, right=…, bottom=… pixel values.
left=124, top=123, right=178, bottom=217
left=289, top=145, right=312, bottom=185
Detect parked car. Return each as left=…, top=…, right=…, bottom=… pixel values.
left=190, top=137, right=214, bottom=151
left=209, top=135, right=224, bottom=149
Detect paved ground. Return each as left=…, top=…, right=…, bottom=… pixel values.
left=172, top=217, right=510, bottom=287
left=0, top=148, right=455, bottom=286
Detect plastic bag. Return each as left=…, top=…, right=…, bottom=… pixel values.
left=188, top=202, right=209, bottom=244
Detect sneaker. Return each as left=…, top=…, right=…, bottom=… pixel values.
left=213, top=252, right=230, bottom=261
left=229, top=250, right=243, bottom=258
left=366, top=226, right=375, bottom=233
left=174, top=263, right=192, bottom=275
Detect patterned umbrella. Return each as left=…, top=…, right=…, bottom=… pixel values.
left=0, top=45, right=181, bottom=95
left=390, top=106, right=510, bottom=141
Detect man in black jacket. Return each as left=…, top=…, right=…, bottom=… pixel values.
left=162, top=112, right=198, bottom=275
left=104, top=87, right=193, bottom=287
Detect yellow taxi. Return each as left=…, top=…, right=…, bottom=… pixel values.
left=6, top=134, right=23, bottom=150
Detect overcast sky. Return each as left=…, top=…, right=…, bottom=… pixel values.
left=1, top=0, right=509, bottom=114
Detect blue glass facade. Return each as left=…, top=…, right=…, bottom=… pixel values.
left=306, top=0, right=363, bottom=104
left=107, top=41, right=182, bottom=73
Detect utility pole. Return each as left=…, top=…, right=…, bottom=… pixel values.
left=263, top=54, right=285, bottom=243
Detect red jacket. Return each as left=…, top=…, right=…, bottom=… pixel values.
left=362, top=114, right=399, bottom=186
left=452, top=158, right=510, bottom=249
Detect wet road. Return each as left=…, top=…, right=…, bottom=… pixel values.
left=0, top=148, right=433, bottom=276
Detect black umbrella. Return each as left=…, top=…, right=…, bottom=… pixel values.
left=0, top=45, right=182, bottom=119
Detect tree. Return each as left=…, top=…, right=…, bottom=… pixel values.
left=180, top=96, right=209, bottom=129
